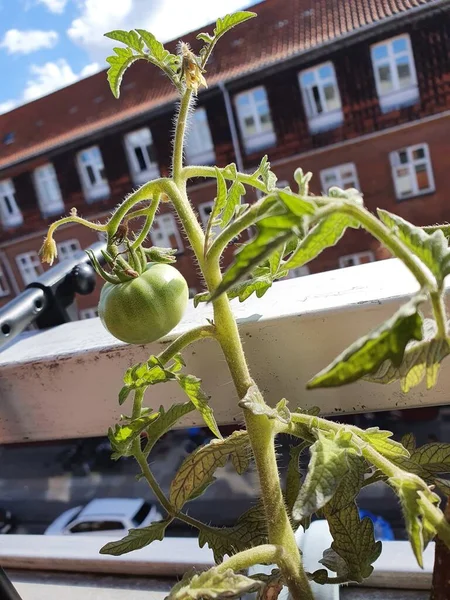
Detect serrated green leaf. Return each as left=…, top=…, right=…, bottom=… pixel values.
left=358, top=427, right=410, bottom=459
left=230, top=441, right=252, bottom=475
left=402, top=433, right=416, bottom=454
left=213, top=11, right=257, bottom=40
left=194, top=291, right=210, bottom=307
left=212, top=213, right=302, bottom=300
left=364, top=337, right=450, bottom=393
left=292, top=430, right=358, bottom=519
left=378, top=209, right=450, bottom=284
left=227, top=275, right=273, bottom=302
left=324, top=503, right=382, bottom=582
left=319, top=547, right=349, bottom=578
left=220, top=180, right=246, bottom=228
left=187, top=476, right=217, bottom=502
left=198, top=503, right=267, bottom=562
left=177, top=374, right=221, bottom=439
left=205, top=169, right=227, bottom=249
left=106, top=47, right=141, bottom=98
left=239, top=384, right=290, bottom=424
left=100, top=519, right=169, bottom=556
left=283, top=213, right=358, bottom=271
left=135, top=29, right=173, bottom=65
left=325, top=453, right=366, bottom=515
left=120, top=355, right=177, bottom=400
left=285, top=442, right=309, bottom=515
left=197, top=32, right=214, bottom=44
left=167, top=566, right=262, bottom=600
left=434, top=477, right=450, bottom=495
left=308, top=295, right=425, bottom=389
left=169, top=431, right=250, bottom=510
left=144, top=246, right=177, bottom=264
left=144, top=401, right=195, bottom=456
left=105, top=29, right=144, bottom=52
left=410, top=443, right=450, bottom=474
left=277, top=190, right=316, bottom=217
left=108, top=411, right=160, bottom=458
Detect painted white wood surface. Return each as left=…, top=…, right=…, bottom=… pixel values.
left=1, top=258, right=448, bottom=443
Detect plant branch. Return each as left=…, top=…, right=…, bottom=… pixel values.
left=47, top=215, right=107, bottom=238
left=130, top=199, right=160, bottom=250
left=430, top=291, right=448, bottom=338
left=216, top=544, right=284, bottom=574
left=173, top=91, right=193, bottom=182
left=158, top=324, right=216, bottom=365
left=180, top=165, right=268, bottom=193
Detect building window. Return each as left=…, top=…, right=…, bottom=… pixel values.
left=124, top=127, right=159, bottom=186
left=185, top=108, right=215, bottom=165
left=76, top=146, right=110, bottom=202
left=33, top=163, right=64, bottom=218
left=79, top=307, right=98, bottom=319
left=320, top=163, right=360, bottom=193
left=390, top=144, right=434, bottom=200
left=298, top=62, right=343, bottom=133
left=150, top=214, right=184, bottom=252
left=234, top=86, right=276, bottom=153
left=0, top=261, right=10, bottom=297
left=57, top=239, right=81, bottom=261
left=16, top=251, right=43, bottom=286
left=371, top=35, right=418, bottom=113
left=285, top=266, right=310, bottom=279
left=198, top=201, right=222, bottom=238
left=339, top=251, right=375, bottom=269
left=0, top=179, right=23, bottom=228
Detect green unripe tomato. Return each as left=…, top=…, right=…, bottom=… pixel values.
left=98, top=263, right=189, bottom=345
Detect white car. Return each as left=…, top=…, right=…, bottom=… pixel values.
left=44, top=498, right=162, bottom=536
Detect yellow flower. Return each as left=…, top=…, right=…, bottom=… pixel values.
left=180, top=43, right=207, bottom=93
left=39, top=234, right=57, bottom=265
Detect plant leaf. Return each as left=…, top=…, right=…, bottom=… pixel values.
left=283, top=213, right=358, bottom=271
left=292, top=430, right=358, bottom=519
left=104, top=30, right=143, bottom=52
left=100, top=519, right=169, bottom=555
left=213, top=11, right=257, bottom=41
left=324, top=502, right=382, bottom=582
left=220, top=180, right=246, bottom=228
left=193, top=291, right=210, bottom=307
left=227, top=274, right=273, bottom=303
left=169, top=431, right=250, bottom=510
left=325, top=453, right=366, bottom=515
left=166, top=567, right=263, bottom=600
left=401, top=433, right=417, bottom=454
left=358, top=427, right=410, bottom=459
left=378, top=209, right=450, bottom=284
left=205, top=168, right=227, bottom=249
left=177, top=374, right=221, bottom=439
left=410, top=443, right=450, bottom=474
left=135, top=29, right=172, bottom=65
left=106, top=47, right=142, bottom=98
left=239, top=384, right=291, bottom=424
left=198, top=503, right=268, bottom=562
left=144, top=401, right=195, bottom=456
left=108, top=411, right=160, bottom=458
left=285, top=442, right=309, bottom=515
left=308, top=295, right=425, bottom=389
left=364, top=337, right=450, bottom=393
left=319, top=547, right=349, bottom=578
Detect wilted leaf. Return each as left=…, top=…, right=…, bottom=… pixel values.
left=364, top=337, right=450, bottom=393
left=283, top=213, right=358, bottom=271
left=292, top=430, right=358, bottom=519
left=198, top=503, right=268, bottom=562
left=166, top=567, right=262, bottom=600
left=378, top=210, right=450, bottom=284
left=308, top=295, right=425, bottom=389
left=100, top=519, right=169, bottom=555
left=324, top=502, right=382, bottom=582
left=177, top=374, right=221, bottom=439
left=170, top=431, right=250, bottom=510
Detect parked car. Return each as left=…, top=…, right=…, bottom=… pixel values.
left=44, top=498, right=162, bottom=535
left=0, top=508, right=15, bottom=534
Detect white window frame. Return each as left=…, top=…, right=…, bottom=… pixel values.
left=124, top=127, right=159, bottom=186
left=33, top=163, right=64, bottom=218
left=57, top=239, right=81, bottom=262
left=0, top=260, right=10, bottom=297
left=185, top=108, right=215, bottom=165
left=371, top=34, right=419, bottom=113
left=339, top=251, right=375, bottom=269
left=285, top=265, right=310, bottom=279
left=0, top=179, right=23, bottom=228
left=16, top=251, right=43, bottom=286
left=320, top=163, right=360, bottom=193
left=298, top=61, right=343, bottom=133
left=76, top=146, right=110, bottom=202
left=79, top=308, right=98, bottom=320
left=234, top=86, right=276, bottom=153
left=150, top=213, right=184, bottom=253
left=390, top=143, right=435, bottom=200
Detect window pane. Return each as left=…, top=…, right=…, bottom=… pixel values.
left=392, top=38, right=408, bottom=54
left=412, top=147, right=425, bottom=160
left=372, top=44, right=388, bottom=61
left=253, top=88, right=265, bottom=103
left=323, top=173, right=337, bottom=184
left=134, top=147, right=147, bottom=172
left=323, top=84, right=340, bottom=110
left=396, top=167, right=414, bottom=196
left=312, top=86, right=323, bottom=113
left=301, top=71, right=315, bottom=86
left=398, top=150, right=409, bottom=164
left=259, top=112, right=272, bottom=127
left=146, top=143, right=157, bottom=164
left=318, top=64, right=333, bottom=79
left=86, top=165, right=96, bottom=185
left=244, top=115, right=256, bottom=134
left=3, top=196, right=12, bottom=214
left=415, top=164, right=430, bottom=190
left=396, top=56, right=412, bottom=86
left=236, top=94, right=250, bottom=107
left=378, top=65, right=393, bottom=93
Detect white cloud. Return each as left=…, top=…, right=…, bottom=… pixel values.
left=1, top=29, right=59, bottom=55
left=36, top=0, right=68, bottom=13
left=23, top=59, right=100, bottom=102
left=0, top=100, right=16, bottom=115
left=80, top=61, right=101, bottom=77
left=67, top=0, right=256, bottom=60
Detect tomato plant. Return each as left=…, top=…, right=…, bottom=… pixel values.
left=40, top=10, right=450, bottom=600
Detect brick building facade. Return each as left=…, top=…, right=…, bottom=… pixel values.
left=0, top=0, right=449, bottom=318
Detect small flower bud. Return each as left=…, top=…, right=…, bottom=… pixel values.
left=180, top=43, right=207, bottom=93
left=39, top=235, right=57, bottom=265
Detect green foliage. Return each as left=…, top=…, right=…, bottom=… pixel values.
left=104, top=29, right=180, bottom=98
left=108, top=411, right=160, bottom=458
left=169, top=431, right=251, bottom=510
left=239, top=384, right=290, bottom=424
left=100, top=519, right=170, bottom=555
left=166, top=567, right=262, bottom=600
left=197, top=11, right=256, bottom=65
left=292, top=430, right=359, bottom=519
left=198, top=504, right=268, bottom=563
left=394, top=437, right=450, bottom=496
left=357, top=427, right=409, bottom=459
left=144, top=246, right=177, bottom=264
left=143, top=401, right=195, bottom=456
left=308, top=294, right=426, bottom=388
left=285, top=442, right=309, bottom=515
left=177, top=374, right=221, bottom=439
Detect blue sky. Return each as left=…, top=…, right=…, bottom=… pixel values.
left=0, top=0, right=256, bottom=115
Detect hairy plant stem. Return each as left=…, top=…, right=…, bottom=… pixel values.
left=157, top=324, right=216, bottom=365
left=169, top=89, right=314, bottom=600
left=216, top=544, right=284, bottom=574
